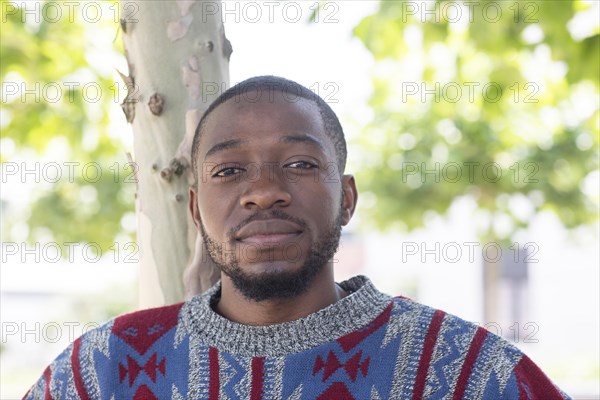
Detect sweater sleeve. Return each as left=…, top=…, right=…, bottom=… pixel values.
left=22, top=341, right=80, bottom=400
left=23, top=325, right=108, bottom=400
left=498, top=354, right=572, bottom=400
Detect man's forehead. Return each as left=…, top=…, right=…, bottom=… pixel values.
left=202, top=91, right=324, bottom=139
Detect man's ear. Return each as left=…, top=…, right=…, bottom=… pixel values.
left=189, top=186, right=201, bottom=230
left=340, top=174, right=358, bottom=226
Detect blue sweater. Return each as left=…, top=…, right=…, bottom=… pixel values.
left=25, top=276, right=570, bottom=399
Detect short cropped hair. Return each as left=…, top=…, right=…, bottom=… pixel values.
left=191, top=76, right=347, bottom=181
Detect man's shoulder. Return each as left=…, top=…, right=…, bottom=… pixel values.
left=73, top=301, right=186, bottom=352
left=382, top=295, right=570, bottom=399
left=23, top=302, right=188, bottom=400
left=390, top=294, right=498, bottom=333
left=388, top=295, right=525, bottom=360
left=85, top=301, right=185, bottom=334
left=110, top=301, right=185, bottom=332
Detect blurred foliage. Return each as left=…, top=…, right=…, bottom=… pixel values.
left=1, top=0, right=598, bottom=252
left=353, top=0, right=599, bottom=242
left=1, top=1, right=135, bottom=252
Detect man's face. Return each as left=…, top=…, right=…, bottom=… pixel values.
left=190, top=90, right=355, bottom=301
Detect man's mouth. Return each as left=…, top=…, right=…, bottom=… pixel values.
left=235, top=219, right=303, bottom=245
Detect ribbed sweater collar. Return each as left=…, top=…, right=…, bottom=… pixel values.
left=179, top=275, right=392, bottom=358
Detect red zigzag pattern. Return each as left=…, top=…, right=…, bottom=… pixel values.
left=118, top=353, right=166, bottom=387
left=313, top=350, right=370, bottom=382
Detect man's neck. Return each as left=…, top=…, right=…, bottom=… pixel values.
left=215, top=268, right=348, bottom=326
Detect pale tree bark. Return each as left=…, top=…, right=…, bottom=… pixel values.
left=120, top=0, right=229, bottom=307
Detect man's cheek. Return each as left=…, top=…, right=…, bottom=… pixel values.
left=202, top=221, right=221, bottom=239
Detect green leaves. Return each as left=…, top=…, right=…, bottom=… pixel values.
left=1, top=1, right=133, bottom=251
left=353, top=0, right=599, bottom=241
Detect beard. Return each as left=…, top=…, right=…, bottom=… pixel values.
left=199, top=206, right=343, bottom=302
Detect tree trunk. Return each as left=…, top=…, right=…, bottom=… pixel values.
left=120, top=0, right=229, bottom=307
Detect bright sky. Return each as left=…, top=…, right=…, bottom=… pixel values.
left=224, top=1, right=378, bottom=138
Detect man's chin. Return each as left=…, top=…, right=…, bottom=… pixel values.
left=224, top=265, right=320, bottom=302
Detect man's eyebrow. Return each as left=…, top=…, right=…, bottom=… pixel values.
left=279, top=134, right=327, bottom=152
left=204, top=134, right=326, bottom=160
left=204, top=138, right=249, bottom=160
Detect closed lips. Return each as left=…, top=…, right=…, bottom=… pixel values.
left=235, top=220, right=303, bottom=241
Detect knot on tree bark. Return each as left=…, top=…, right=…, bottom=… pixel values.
left=118, top=71, right=137, bottom=123
left=221, top=25, right=233, bottom=61
left=148, top=93, right=164, bottom=115
left=121, top=101, right=136, bottom=123
left=160, top=157, right=189, bottom=182
left=120, top=18, right=128, bottom=33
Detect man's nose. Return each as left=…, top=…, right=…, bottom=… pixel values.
left=239, top=163, right=292, bottom=210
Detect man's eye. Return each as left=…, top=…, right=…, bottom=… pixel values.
left=285, top=161, right=318, bottom=169
left=213, top=167, right=243, bottom=177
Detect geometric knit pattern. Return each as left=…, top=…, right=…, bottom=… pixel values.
left=23, top=276, right=571, bottom=400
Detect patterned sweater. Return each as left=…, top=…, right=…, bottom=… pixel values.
left=25, top=276, right=570, bottom=399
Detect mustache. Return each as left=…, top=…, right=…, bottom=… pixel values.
left=228, top=209, right=308, bottom=239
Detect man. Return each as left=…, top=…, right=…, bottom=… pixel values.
left=25, top=76, right=570, bottom=399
